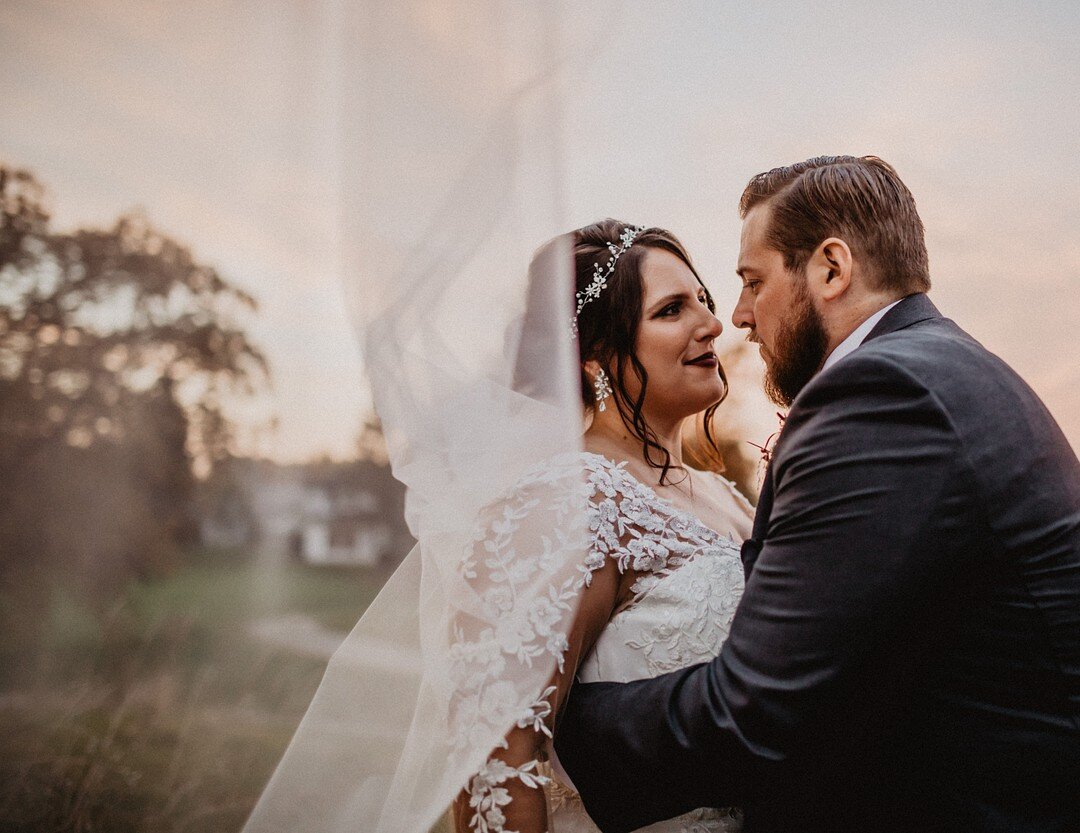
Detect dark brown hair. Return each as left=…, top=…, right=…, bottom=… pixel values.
left=739, top=155, right=930, bottom=294
left=573, top=219, right=727, bottom=485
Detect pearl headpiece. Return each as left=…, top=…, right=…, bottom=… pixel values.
left=571, top=224, right=645, bottom=338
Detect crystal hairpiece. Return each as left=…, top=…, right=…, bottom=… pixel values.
left=571, top=225, right=645, bottom=338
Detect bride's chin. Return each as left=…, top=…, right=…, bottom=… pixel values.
left=689, top=383, right=727, bottom=410
left=668, top=396, right=725, bottom=422
left=648, top=381, right=726, bottom=420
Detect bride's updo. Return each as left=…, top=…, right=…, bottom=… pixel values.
left=572, top=219, right=728, bottom=484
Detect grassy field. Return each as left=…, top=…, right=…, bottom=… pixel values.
left=0, top=547, right=396, bottom=833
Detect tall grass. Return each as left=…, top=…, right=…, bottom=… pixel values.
left=0, top=548, right=393, bottom=833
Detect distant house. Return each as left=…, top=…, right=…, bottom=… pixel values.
left=291, top=476, right=397, bottom=566
left=197, top=456, right=413, bottom=567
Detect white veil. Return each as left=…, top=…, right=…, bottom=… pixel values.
left=243, top=3, right=598, bottom=831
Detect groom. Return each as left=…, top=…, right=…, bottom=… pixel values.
left=554, top=156, right=1080, bottom=832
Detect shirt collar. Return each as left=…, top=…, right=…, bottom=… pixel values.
left=820, top=299, right=902, bottom=373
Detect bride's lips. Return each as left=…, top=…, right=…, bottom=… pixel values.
left=684, top=351, right=718, bottom=368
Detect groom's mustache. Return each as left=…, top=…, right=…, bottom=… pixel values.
left=745, top=331, right=773, bottom=364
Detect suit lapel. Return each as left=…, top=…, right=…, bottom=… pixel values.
left=740, top=293, right=942, bottom=580
left=741, top=460, right=774, bottom=578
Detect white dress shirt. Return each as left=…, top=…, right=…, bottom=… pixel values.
left=820, top=299, right=902, bottom=373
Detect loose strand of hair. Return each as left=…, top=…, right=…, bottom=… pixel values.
left=626, top=354, right=681, bottom=486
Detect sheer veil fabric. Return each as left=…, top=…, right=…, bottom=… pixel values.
left=243, top=3, right=603, bottom=832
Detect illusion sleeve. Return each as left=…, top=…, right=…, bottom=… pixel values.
left=449, top=459, right=624, bottom=833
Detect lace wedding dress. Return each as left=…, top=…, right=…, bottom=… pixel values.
left=462, top=451, right=751, bottom=833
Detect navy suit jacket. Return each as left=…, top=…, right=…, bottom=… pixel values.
left=554, top=294, right=1080, bottom=833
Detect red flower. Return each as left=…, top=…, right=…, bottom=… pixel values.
left=748, top=411, right=786, bottom=467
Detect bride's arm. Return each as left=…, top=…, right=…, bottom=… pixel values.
left=452, top=542, right=624, bottom=833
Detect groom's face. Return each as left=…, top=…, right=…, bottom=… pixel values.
left=734, top=203, right=829, bottom=406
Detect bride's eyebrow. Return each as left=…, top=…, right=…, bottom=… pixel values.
left=647, top=290, right=702, bottom=314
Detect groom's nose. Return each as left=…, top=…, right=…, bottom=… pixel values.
left=732, top=293, right=754, bottom=330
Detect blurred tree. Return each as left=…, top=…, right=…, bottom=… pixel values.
left=0, top=164, right=269, bottom=640
left=355, top=411, right=390, bottom=465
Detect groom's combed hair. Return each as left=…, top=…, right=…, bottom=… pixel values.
left=740, top=155, right=931, bottom=294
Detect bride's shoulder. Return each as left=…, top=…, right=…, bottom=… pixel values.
left=514, top=449, right=639, bottom=495
left=473, top=451, right=650, bottom=538
left=470, top=450, right=621, bottom=527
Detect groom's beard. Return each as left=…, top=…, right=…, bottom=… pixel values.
left=763, top=279, right=829, bottom=407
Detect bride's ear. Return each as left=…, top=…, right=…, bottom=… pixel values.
left=582, top=358, right=603, bottom=381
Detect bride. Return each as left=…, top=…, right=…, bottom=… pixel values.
left=450, top=219, right=753, bottom=833
left=242, top=219, right=753, bottom=833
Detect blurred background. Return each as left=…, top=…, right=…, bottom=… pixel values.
left=1, top=1, right=1077, bottom=831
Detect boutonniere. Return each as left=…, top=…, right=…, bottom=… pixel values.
left=748, top=411, right=787, bottom=467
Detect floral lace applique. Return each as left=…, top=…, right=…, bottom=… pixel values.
left=624, top=553, right=744, bottom=676
left=465, top=757, right=551, bottom=833
left=516, top=685, right=556, bottom=738
left=466, top=690, right=557, bottom=832
left=456, top=452, right=744, bottom=832
left=579, top=452, right=736, bottom=604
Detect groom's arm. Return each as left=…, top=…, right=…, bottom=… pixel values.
left=554, top=353, right=968, bottom=833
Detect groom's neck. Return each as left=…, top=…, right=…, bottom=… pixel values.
left=821, top=290, right=904, bottom=357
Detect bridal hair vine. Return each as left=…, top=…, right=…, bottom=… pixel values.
left=570, top=224, right=646, bottom=338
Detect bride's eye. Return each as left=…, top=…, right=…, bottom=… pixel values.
left=657, top=301, right=682, bottom=317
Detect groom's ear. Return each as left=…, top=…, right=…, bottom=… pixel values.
left=808, top=237, right=852, bottom=303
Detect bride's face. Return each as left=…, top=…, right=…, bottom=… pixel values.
left=625, top=248, right=725, bottom=421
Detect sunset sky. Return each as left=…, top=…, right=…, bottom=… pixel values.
left=2, top=0, right=1077, bottom=460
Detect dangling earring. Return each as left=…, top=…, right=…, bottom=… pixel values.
left=594, top=369, right=612, bottom=412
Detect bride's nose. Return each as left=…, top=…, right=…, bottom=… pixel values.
left=698, top=308, right=723, bottom=340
